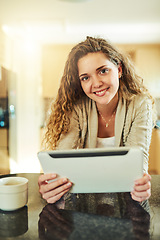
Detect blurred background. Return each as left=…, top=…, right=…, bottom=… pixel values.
left=0, top=0, right=160, bottom=174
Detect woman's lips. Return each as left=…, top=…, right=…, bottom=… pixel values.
left=94, top=87, right=110, bottom=97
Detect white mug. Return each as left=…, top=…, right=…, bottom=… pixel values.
left=0, top=177, right=28, bottom=211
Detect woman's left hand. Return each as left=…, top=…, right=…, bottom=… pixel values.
left=131, top=173, right=151, bottom=202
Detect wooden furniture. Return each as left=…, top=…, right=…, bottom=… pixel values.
left=0, top=128, right=9, bottom=174
left=149, top=128, right=160, bottom=174
left=0, top=67, right=8, bottom=98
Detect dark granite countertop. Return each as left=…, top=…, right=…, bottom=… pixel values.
left=0, top=173, right=159, bottom=240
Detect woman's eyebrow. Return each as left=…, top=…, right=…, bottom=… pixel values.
left=79, top=73, right=88, bottom=78
left=96, top=65, right=107, bottom=71
left=79, top=65, right=108, bottom=78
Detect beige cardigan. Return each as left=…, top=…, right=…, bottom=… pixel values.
left=57, top=94, right=153, bottom=173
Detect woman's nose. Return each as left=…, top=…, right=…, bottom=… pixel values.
left=92, top=75, right=102, bottom=88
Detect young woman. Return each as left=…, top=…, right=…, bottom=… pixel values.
left=38, top=36, right=156, bottom=204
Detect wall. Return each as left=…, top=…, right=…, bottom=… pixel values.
left=12, top=40, right=42, bottom=172
left=0, top=28, right=12, bottom=69
left=117, top=44, right=160, bottom=98
left=0, top=27, right=42, bottom=173
left=0, top=28, right=12, bottom=174
left=0, top=29, right=5, bottom=66
left=42, top=44, right=73, bottom=98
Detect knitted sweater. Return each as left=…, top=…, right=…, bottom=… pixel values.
left=57, top=94, right=153, bottom=173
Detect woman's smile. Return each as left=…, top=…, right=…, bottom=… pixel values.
left=93, top=87, right=110, bottom=97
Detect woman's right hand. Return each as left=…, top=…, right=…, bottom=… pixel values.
left=38, top=173, right=72, bottom=204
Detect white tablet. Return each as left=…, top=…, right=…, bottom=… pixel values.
left=37, top=147, right=143, bottom=193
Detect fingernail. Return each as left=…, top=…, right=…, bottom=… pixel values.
left=52, top=174, right=57, bottom=178
left=63, top=178, right=68, bottom=183
left=67, top=182, right=72, bottom=187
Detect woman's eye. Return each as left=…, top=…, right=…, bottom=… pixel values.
left=100, top=68, right=109, bottom=74
left=81, top=76, right=89, bottom=81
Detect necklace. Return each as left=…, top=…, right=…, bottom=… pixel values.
left=98, top=108, right=116, bottom=128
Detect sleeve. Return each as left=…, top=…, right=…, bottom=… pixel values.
left=124, top=96, right=153, bottom=173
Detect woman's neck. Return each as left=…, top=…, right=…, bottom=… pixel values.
left=96, top=93, right=119, bottom=117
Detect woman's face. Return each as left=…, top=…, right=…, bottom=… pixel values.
left=78, top=52, right=122, bottom=107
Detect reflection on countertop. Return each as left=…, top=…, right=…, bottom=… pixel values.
left=39, top=193, right=150, bottom=240
left=0, top=206, right=28, bottom=238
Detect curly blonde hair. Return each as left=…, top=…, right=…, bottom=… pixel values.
left=43, top=36, right=155, bottom=150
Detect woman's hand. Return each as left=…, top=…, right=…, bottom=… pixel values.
left=38, top=173, right=72, bottom=204
left=131, top=173, right=151, bottom=202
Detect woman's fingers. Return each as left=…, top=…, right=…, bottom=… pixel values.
left=46, top=189, right=71, bottom=204
left=131, top=173, right=151, bottom=202
left=38, top=173, right=72, bottom=203
left=38, top=173, right=57, bottom=186
left=131, top=188, right=151, bottom=198
left=134, top=181, right=151, bottom=192
left=41, top=177, right=68, bottom=193
left=131, top=189, right=151, bottom=202
left=40, top=177, right=72, bottom=193
left=42, top=180, right=72, bottom=201
left=134, top=173, right=151, bottom=186
left=131, top=192, right=146, bottom=202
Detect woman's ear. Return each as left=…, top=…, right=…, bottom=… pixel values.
left=118, top=64, right=122, bottom=78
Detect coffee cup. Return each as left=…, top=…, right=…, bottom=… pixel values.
left=0, top=177, right=28, bottom=211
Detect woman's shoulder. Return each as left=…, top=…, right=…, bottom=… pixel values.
left=126, top=93, right=152, bottom=109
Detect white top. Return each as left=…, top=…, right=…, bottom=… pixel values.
left=96, top=136, right=115, bottom=148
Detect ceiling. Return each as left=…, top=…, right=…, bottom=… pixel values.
left=0, top=0, right=160, bottom=44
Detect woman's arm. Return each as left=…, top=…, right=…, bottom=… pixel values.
left=124, top=96, right=153, bottom=173
left=124, top=95, right=153, bottom=202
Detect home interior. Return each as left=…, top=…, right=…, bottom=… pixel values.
left=0, top=0, right=160, bottom=174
